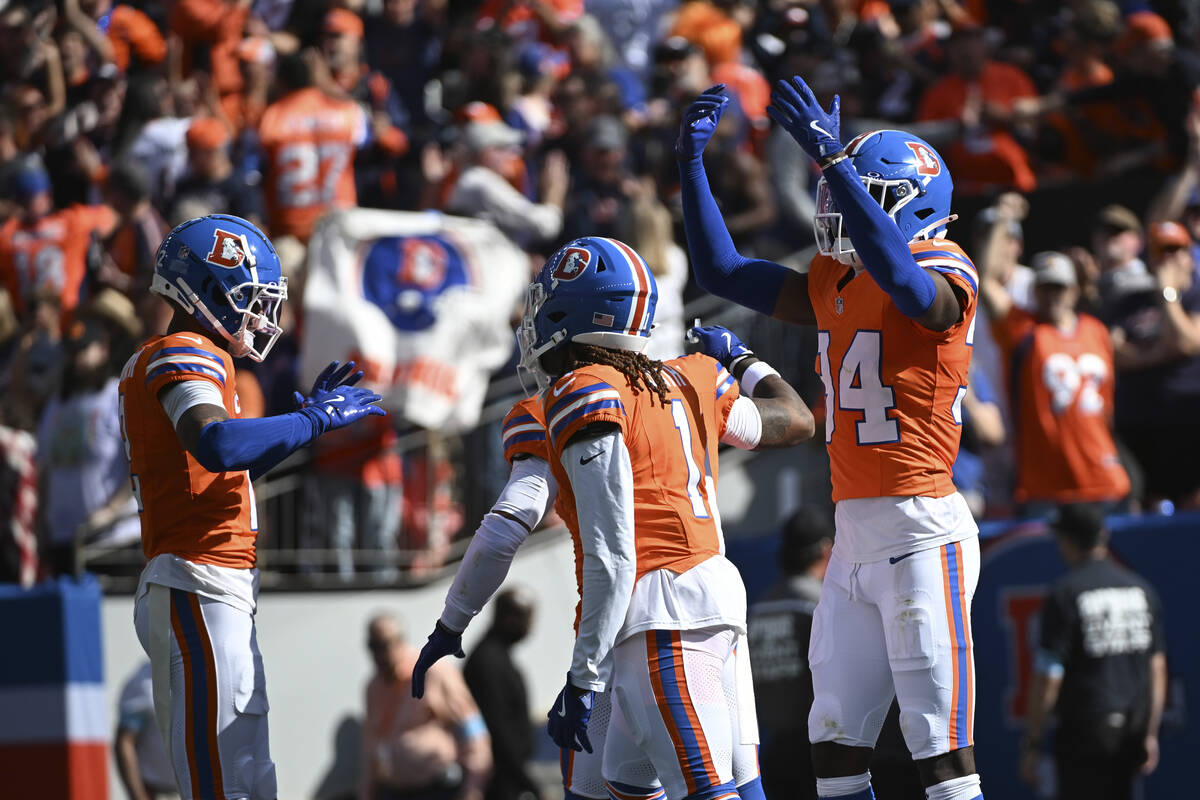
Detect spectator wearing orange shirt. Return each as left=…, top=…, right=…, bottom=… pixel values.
left=475, top=0, right=582, bottom=44
left=980, top=249, right=1130, bottom=513
left=170, top=0, right=253, bottom=128
left=917, top=24, right=1037, bottom=193
left=63, top=0, right=166, bottom=72
left=0, top=162, right=115, bottom=325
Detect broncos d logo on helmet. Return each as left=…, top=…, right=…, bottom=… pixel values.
left=551, top=247, right=591, bottom=281
left=905, top=142, right=942, bottom=177
left=206, top=229, right=249, bottom=268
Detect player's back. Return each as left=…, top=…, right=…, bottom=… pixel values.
left=118, top=332, right=257, bottom=569
left=259, top=87, right=365, bottom=241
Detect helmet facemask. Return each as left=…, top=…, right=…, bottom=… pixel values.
left=813, top=174, right=953, bottom=263
left=516, top=281, right=565, bottom=394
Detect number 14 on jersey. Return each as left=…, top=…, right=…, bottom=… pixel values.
left=817, top=331, right=901, bottom=446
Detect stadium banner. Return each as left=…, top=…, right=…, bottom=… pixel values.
left=0, top=575, right=107, bottom=799
left=302, top=209, right=528, bottom=431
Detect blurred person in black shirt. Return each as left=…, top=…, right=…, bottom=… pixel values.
left=747, top=508, right=833, bottom=800
left=169, top=117, right=264, bottom=228
left=464, top=588, right=540, bottom=800
left=1021, top=504, right=1167, bottom=800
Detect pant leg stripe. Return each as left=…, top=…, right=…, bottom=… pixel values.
left=647, top=631, right=696, bottom=795
left=954, top=543, right=975, bottom=746
left=648, top=630, right=720, bottom=793
left=171, top=589, right=227, bottom=800
left=946, top=543, right=969, bottom=751
left=169, top=590, right=203, bottom=800
left=940, top=545, right=962, bottom=750
left=186, top=593, right=227, bottom=799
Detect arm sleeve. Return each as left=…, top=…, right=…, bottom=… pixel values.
left=160, top=380, right=225, bottom=427
left=719, top=395, right=763, bottom=450
left=678, top=157, right=791, bottom=315
left=191, top=410, right=328, bottom=475
left=468, top=169, right=562, bottom=241
left=562, top=429, right=637, bottom=692
left=820, top=158, right=937, bottom=318
left=1036, top=588, right=1072, bottom=677
left=440, top=457, right=557, bottom=632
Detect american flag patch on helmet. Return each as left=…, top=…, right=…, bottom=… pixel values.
left=593, top=312, right=615, bottom=327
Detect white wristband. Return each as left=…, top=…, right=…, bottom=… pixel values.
left=739, top=360, right=780, bottom=396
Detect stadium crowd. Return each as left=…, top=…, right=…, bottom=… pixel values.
left=0, top=0, right=1197, bottom=583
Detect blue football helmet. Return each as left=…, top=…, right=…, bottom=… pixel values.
left=518, top=237, right=658, bottom=390
left=814, top=130, right=955, bottom=261
left=151, top=214, right=288, bottom=361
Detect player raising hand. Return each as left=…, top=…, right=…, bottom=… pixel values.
left=679, top=80, right=985, bottom=800
left=122, top=214, right=385, bottom=800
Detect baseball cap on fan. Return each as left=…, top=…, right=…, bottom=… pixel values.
left=1032, top=251, right=1077, bottom=287
left=463, top=120, right=524, bottom=151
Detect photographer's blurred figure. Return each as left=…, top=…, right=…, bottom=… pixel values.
left=361, top=613, right=492, bottom=800
left=747, top=508, right=834, bottom=800
left=114, top=661, right=178, bottom=800
left=1021, top=504, right=1168, bottom=800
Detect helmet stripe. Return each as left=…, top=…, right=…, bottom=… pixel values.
left=845, top=131, right=876, bottom=155
left=607, top=237, right=652, bottom=335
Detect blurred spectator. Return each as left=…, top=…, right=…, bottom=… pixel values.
left=259, top=52, right=367, bottom=243
left=170, top=117, right=264, bottom=227
left=1021, top=504, right=1167, bottom=800
left=463, top=588, right=539, bottom=800
left=170, top=0, right=253, bottom=127
left=748, top=507, right=834, bottom=800
left=951, top=364, right=1005, bottom=518
left=1091, top=204, right=1147, bottom=322
left=98, top=161, right=168, bottom=332
left=114, top=661, right=178, bottom=800
left=632, top=187, right=687, bottom=360
left=585, top=0, right=678, bottom=79
left=63, top=0, right=166, bottom=73
left=564, top=16, right=644, bottom=115
left=0, top=161, right=115, bottom=325
left=446, top=121, right=566, bottom=249
left=360, top=613, right=492, bottom=800
left=507, top=43, right=566, bottom=150
left=917, top=24, right=1038, bottom=194
left=475, top=0, right=582, bottom=44
left=36, top=316, right=138, bottom=575
left=1110, top=221, right=1200, bottom=509
left=981, top=250, right=1130, bottom=513
left=364, top=0, right=444, bottom=131
left=0, top=417, right=38, bottom=587
left=562, top=115, right=635, bottom=241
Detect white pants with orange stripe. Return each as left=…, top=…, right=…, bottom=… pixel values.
left=601, top=627, right=744, bottom=800
left=134, top=584, right=276, bottom=800
left=807, top=537, right=980, bottom=760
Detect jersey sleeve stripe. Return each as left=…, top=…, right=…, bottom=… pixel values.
left=152, top=347, right=225, bottom=366
left=914, top=248, right=974, bottom=269
left=147, top=354, right=228, bottom=380
left=504, top=431, right=547, bottom=449
left=503, top=422, right=546, bottom=445
left=546, top=382, right=617, bottom=420
left=146, top=362, right=227, bottom=387
left=503, top=413, right=536, bottom=429
left=716, top=373, right=736, bottom=399
left=549, top=397, right=624, bottom=441
left=926, top=265, right=978, bottom=292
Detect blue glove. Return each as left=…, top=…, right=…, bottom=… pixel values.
left=676, top=84, right=731, bottom=162
left=687, top=324, right=753, bottom=369
left=411, top=622, right=466, bottom=699
left=294, top=360, right=364, bottom=408
left=766, top=76, right=843, bottom=161
left=546, top=676, right=594, bottom=753
left=310, top=385, right=386, bottom=430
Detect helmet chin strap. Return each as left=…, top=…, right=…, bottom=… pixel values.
left=911, top=214, right=959, bottom=242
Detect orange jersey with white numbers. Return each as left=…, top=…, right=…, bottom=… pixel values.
left=258, top=87, right=366, bottom=242
left=992, top=308, right=1130, bottom=504
left=543, top=353, right=740, bottom=595
left=809, top=239, right=979, bottom=502
left=118, top=332, right=258, bottom=568
left=501, top=395, right=550, bottom=465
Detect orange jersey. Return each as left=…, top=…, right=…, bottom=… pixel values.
left=543, top=353, right=740, bottom=596
left=809, top=239, right=979, bottom=503
left=501, top=395, right=550, bottom=465
left=118, top=332, right=258, bottom=568
left=0, top=205, right=116, bottom=319
left=992, top=309, right=1130, bottom=504
left=259, top=88, right=367, bottom=241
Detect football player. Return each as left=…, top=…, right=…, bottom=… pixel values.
left=121, top=214, right=385, bottom=800
left=677, top=80, right=984, bottom=800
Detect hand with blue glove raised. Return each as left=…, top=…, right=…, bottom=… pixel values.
left=767, top=75, right=843, bottom=162
left=546, top=676, right=594, bottom=753
left=309, top=384, right=386, bottom=431
left=294, top=360, right=364, bottom=409
left=411, top=621, right=466, bottom=698
left=677, top=84, right=731, bottom=162
left=687, top=323, right=753, bottom=369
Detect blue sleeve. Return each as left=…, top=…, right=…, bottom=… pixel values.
left=193, top=408, right=329, bottom=477
left=821, top=159, right=937, bottom=318
left=969, top=366, right=996, bottom=407
left=678, top=157, right=791, bottom=316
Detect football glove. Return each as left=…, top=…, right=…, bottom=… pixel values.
left=294, top=360, right=365, bottom=409
left=767, top=75, right=843, bottom=161
left=676, top=85, right=731, bottom=162
left=546, top=676, right=594, bottom=753
left=411, top=622, right=466, bottom=699
left=310, top=385, right=386, bottom=431
left=687, top=324, right=752, bottom=369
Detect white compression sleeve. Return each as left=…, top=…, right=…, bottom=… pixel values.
left=440, top=457, right=557, bottom=632
left=719, top=395, right=763, bottom=450
left=159, top=380, right=225, bottom=428
left=562, top=429, right=637, bottom=692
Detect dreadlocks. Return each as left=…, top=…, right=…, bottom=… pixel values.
left=566, top=343, right=672, bottom=406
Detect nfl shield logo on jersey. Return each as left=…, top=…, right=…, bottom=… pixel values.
left=206, top=230, right=249, bottom=268
left=836, top=296, right=844, bottom=315
left=552, top=247, right=591, bottom=282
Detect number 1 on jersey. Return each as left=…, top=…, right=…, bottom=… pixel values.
left=670, top=399, right=710, bottom=519
left=817, top=330, right=901, bottom=446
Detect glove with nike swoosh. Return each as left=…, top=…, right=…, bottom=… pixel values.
left=676, top=84, right=731, bottom=162
left=294, top=360, right=365, bottom=409
left=546, top=675, right=594, bottom=753
left=309, top=385, right=387, bottom=431
left=767, top=75, right=843, bottom=162
left=687, top=324, right=752, bottom=369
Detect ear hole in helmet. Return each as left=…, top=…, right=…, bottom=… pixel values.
left=595, top=263, right=606, bottom=272
left=914, top=208, right=935, bottom=219
left=548, top=311, right=567, bottom=323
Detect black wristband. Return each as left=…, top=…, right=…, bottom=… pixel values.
left=817, top=150, right=848, bottom=171
left=729, top=354, right=758, bottom=381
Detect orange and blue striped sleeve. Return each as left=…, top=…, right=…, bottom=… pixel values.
left=501, top=398, right=549, bottom=464
left=911, top=240, right=979, bottom=304
left=144, top=335, right=230, bottom=397
left=543, top=372, right=627, bottom=456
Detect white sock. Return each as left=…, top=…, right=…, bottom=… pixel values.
left=815, top=772, right=872, bottom=797
left=925, top=774, right=981, bottom=800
